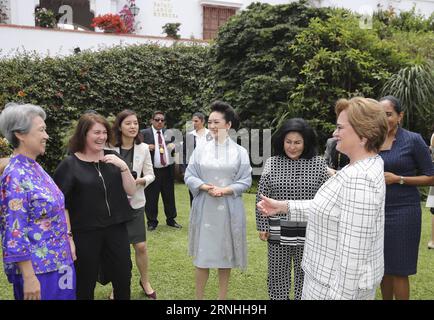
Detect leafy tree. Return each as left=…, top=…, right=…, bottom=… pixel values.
left=210, top=1, right=331, bottom=129
left=210, top=1, right=409, bottom=147
left=385, top=31, right=434, bottom=64
left=374, top=5, right=434, bottom=39
left=286, top=12, right=409, bottom=143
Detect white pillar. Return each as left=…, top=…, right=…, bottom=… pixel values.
left=9, top=0, right=40, bottom=26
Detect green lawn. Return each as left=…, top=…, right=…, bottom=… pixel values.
left=0, top=183, right=433, bottom=300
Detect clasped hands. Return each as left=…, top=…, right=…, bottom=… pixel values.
left=201, top=184, right=227, bottom=197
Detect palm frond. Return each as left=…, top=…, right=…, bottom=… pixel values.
left=381, top=63, right=434, bottom=128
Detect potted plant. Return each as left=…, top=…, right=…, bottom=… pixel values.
left=91, top=13, right=128, bottom=33
left=34, top=7, right=57, bottom=28
left=162, top=22, right=181, bottom=39
left=0, top=0, right=8, bottom=23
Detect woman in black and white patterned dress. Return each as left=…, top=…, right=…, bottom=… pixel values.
left=256, top=118, right=329, bottom=300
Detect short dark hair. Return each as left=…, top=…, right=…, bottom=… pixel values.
left=272, top=118, right=318, bottom=159
left=192, top=112, right=206, bottom=122
left=112, top=109, right=143, bottom=147
left=69, top=113, right=113, bottom=153
left=152, top=110, right=165, bottom=119
left=210, top=101, right=240, bottom=130
left=379, top=95, right=402, bottom=113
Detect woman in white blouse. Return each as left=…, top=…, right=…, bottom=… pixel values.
left=257, top=97, right=388, bottom=300
left=109, top=110, right=156, bottom=299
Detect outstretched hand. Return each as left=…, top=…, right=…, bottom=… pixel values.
left=256, top=194, right=287, bottom=216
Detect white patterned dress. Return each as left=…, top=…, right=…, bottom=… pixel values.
left=284, top=156, right=386, bottom=300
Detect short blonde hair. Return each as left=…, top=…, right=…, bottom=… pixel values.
left=335, top=97, right=388, bottom=153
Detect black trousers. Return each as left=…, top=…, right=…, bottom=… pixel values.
left=145, top=165, right=177, bottom=227
left=73, top=223, right=131, bottom=300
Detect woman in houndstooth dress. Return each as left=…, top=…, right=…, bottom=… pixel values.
left=256, top=118, right=329, bottom=300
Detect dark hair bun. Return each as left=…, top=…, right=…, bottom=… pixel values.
left=210, top=100, right=240, bottom=130
left=379, top=95, right=402, bottom=113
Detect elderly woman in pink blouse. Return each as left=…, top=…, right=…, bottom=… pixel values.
left=258, top=97, right=388, bottom=300
left=0, top=102, right=76, bottom=300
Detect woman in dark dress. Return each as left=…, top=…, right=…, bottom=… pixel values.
left=378, top=96, right=434, bottom=300
left=53, top=113, right=136, bottom=300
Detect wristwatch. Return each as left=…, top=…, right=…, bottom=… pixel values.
left=399, top=176, right=405, bottom=185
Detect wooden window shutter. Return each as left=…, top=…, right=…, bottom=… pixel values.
left=203, top=6, right=236, bottom=40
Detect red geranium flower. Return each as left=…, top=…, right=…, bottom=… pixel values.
left=91, top=13, right=128, bottom=33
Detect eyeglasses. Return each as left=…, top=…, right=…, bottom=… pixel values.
left=153, top=118, right=165, bottom=122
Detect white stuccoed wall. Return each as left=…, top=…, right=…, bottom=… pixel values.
left=323, top=0, right=434, bottom=17
left=1, top=0, right=434, bottom=58
left=138, top=0, right=204, bottom=39
left=0, top=25, right=207, bottom=58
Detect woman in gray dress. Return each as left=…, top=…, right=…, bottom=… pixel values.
left=184, top=101, right=252, bottom=299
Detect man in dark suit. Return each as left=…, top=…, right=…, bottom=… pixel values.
left=141, top=110, right=181, bottom=231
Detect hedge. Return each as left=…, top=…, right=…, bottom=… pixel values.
left=0, top=44, right=211, bottom=173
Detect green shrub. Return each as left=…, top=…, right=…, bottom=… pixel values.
left=210, top=1, right=332, bottom=130
left=381, top=63, right=434, bottom=139
left=210, top=1, right=410, bottom=146
left=286, top=12, right=410, bottom=142
left=374, top=5, right=434, bottom=35
left=385, top=31, right=434, bottom=64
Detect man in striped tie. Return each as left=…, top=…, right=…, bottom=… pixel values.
left=141, top=111, right=181, bottom=231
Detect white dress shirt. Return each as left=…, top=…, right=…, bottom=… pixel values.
left=192, top=128, right=210, bottom=149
